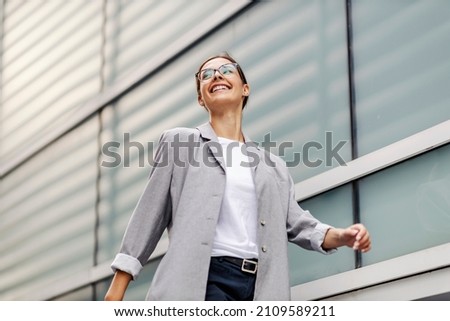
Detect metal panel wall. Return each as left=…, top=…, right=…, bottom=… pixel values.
left=0, top=0, right=102, bottom=300
left=0, top=117, right=99, bottom=300
left=103, top=0, right=232, bottom=85
left=1, top=0, right=103, bottom=165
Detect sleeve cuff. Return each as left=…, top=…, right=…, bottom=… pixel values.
left=111, top=253, right=143, bottom=280
left=311, top=223, right=338, bottom=254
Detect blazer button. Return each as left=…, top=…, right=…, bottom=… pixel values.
left=260, top=220, right=266, bottom=226
left=261, top=246, right=267, bottom=253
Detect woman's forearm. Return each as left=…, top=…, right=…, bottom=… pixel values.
left=104, top=270, right=132, bottom=301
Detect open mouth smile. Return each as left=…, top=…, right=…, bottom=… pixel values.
left=210, top=84, right=230, bottom=93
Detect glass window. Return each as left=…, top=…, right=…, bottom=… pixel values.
left=352, top=0, right=450, bottom=156
left=359, top=143, right=450, bottom=266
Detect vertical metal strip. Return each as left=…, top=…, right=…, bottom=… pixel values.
left=93, top=0, right=108, bottom=301
left=346, top=0, right=358, bottom=160
left=0, top=0, right=5, bottom=159
left=345, top=0, right=362, bottom=268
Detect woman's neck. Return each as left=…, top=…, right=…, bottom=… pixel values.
left=209, top=111, right=244, bottom=142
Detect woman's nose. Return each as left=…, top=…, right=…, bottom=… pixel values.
left=212, top=69, right=224, bottom=80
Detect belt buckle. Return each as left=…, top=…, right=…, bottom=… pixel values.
left=241, top=259, right=257, bottom=274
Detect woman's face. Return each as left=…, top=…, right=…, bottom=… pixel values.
left=197, top=57, right=249, bottom=112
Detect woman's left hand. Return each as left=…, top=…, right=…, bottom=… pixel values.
left=339, top=223, right=371, bottom=253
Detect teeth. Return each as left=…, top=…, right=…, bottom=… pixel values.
left=212, top=85, right=228, bottom=92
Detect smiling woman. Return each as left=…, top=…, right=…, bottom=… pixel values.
left=104, top=52, right=371, bottom=301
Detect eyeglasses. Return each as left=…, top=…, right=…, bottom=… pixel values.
left=195, top=63, right=239, bottom=82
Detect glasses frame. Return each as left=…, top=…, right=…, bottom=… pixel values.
left=195, top=63, right=239, bottom=82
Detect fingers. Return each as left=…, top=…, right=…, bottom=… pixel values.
left=349, top=224, right=371, bottom=252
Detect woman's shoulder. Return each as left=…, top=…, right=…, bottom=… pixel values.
left=159, top=126, right=200, bottom=142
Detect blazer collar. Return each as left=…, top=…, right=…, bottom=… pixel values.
left=196, top=122, right=255, bottom=145
left=196, top=122, right=218, bottom=142
left=196, top=122, right=262, bottom=173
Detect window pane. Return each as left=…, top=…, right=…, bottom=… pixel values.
left=352, top=0, right=450, bottom=155
left=359, top=144, right=450, bottom=265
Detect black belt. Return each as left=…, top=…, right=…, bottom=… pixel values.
left=219, top=256, right=258, bottom=274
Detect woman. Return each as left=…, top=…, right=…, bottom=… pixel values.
left=104, top=52, right=371, bottom=301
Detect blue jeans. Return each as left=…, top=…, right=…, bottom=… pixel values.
left=205, top=257, right=257, bottom=301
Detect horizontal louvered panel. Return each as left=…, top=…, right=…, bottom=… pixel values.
left=0, top=118, right=98, bottom=300
left=103, top=0, right=229, bottom=85
left=1, top=0, right=102, bottom=165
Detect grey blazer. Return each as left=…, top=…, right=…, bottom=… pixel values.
left=111, top=122, right=333, bottom=300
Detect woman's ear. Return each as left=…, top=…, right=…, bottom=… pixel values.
left=243, top=84, right=250, bottom=96
left=198, top=95, right=205, bottom=106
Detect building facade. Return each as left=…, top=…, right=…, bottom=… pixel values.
left=1, top=0, right=449, bottom=300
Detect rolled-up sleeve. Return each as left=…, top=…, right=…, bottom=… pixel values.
left=110, top=131, right=174, bottom=280
left=111, top=253, right=143, bottom=280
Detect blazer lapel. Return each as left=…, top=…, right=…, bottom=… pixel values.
left=196, top=122, right=226, bottom=172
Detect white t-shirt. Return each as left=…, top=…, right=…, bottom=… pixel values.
left=211, top=137, right=259, bottom=259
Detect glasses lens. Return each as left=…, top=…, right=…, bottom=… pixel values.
left=199, top=69, right=214, bottom=81
left=219, top=63, right=237, bottom=76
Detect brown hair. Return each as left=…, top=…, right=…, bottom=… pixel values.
left=195, top=51, right=249, bottom=109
